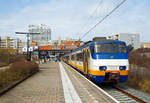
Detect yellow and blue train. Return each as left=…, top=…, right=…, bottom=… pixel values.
left=63, top=39, right=129, bottom=83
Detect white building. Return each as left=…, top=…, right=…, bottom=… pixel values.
left=28, top=24, right=51, bottom=46
left=0, top=37, right=22, bottom=49
left=108, top=33, right=140, bottom=49
left=12, top=38, right=22, bottom=49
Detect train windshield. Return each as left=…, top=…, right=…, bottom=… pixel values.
left=94, top=43, right=127, bottom=53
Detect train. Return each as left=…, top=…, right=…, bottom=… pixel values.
left=63, top=38, right=129, bottom=83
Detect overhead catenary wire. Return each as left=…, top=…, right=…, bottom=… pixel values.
left=89, top=0, right=104, bottom=18
left=76, top=0, right=104, bottom=37
left=79, top=0, right=127, bottom=40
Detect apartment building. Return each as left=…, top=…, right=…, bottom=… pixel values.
left=29, top=24, right=51, bottom=46
left=0, top=37, right=22, bottom=49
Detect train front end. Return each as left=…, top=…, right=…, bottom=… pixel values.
left=89, top=41, right=129, bottom=83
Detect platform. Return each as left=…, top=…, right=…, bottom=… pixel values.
left=0, top=62, right=118, bottom=103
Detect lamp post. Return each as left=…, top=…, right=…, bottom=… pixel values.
left=15, top=32, right=40, bottom=61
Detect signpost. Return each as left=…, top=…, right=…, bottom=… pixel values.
left=15, top=32, right=40, bottom=61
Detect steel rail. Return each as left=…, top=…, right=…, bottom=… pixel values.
left=112, top=86, right=146, bottom=103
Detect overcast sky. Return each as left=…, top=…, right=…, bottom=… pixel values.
left=0, top=0, right=150, bottom=42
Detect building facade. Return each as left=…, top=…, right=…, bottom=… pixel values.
left=28, top=24, right=51, bottom=46
left=0, top=37, right=22, bottom=50
left=141, top=42, right=150, bottom=48
left=108, top=33, right=140, bottom=49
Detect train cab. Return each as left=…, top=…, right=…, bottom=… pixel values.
left=88, top=41, right=129, bottom=83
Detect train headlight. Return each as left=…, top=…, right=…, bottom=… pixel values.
left=119, top=66, right=126, bottom=71
left=99, top=66, right=107, bottom=71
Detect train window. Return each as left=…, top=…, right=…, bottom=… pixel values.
left=77, top=53, right=83, bottom=61
left=119, top=44, right=127, bottom=53
left=94, top=44, right=118, bottom=53
left=71, top=54, right=74, bottom=60
left=71, top=54, right=76, bottom=61
left=66, top=56, right=69, bottom=60
left=94, top=43, right=126, bottom=53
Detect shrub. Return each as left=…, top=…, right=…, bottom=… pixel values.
left=127, top=76, right=150, bottom=94
left=126, top=65, right=150, bottom=94
left=129, top=48, right=150, bottom=68
left=0, top=69, right=16, bottom=88
left=0, top=49, right=27, bottom=65
left=128, top=44, right=134, bottom=52
left=0, top=49, right=9, bottom=65
left=10, top=55, right=26, bottom=63
left=0, top=62, right=8, bottom=67
left=9, top=61, right=39, bottom=76
left=0, top=61, right=39, bottom=90
left=139, top=78, right=150, bottom=93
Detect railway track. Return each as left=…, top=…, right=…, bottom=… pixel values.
left=64, top=61, right=149, bottom=103
left=99, top=84, right=147, bottom=103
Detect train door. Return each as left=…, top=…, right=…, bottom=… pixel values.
left=83, top=49, right=88, bottom=75
left=75, top=54, right=77, bottom=66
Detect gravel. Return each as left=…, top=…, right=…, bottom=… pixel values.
left=115, top=83, right=150, bottom=103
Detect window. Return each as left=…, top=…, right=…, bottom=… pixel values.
left=71, top=54, right=75, bottom=60
left=76, top=53, right=83, bottom=61
left=64, top=56, right=69, bottom=61
left=119, top=44, right=127, bottom=53
left=94, top=43, right=127, bottom=53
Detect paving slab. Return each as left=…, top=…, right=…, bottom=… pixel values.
left=0, top=62, right=65, bottom=103
left=62, top=62, right=118, bottom=103
left=0, top=61, right=118, bottom=103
